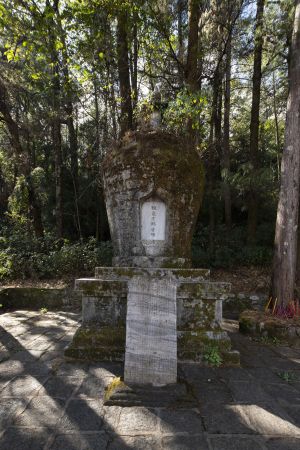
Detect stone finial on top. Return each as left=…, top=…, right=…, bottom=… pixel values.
left=150, top=83, right=162, bottom=129
left=137, top=83, right=163, bottom=131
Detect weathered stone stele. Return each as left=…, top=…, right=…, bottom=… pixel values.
left=124, top=276, right=177, bottom=386
left=101, top=128, right=206, bottom=387
left=65, top=116, right=240, bottom=388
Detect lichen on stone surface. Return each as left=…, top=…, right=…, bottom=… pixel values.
left=102, top=129, right=205, bottom=267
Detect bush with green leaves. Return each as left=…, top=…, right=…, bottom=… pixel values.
left=0, top=228, right=112, bottom=280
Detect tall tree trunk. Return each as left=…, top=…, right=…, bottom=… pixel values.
left=117, top=10, right=133, bottom=137
left=222, top=32, right=232, bottom=229
left=47, top=0, right=63, bottom=238
left=272, top=71, right=281, bottom=180
left=130, top=17, right=138, bottom=122
left=177, top=0, right=185, bottom=86
left=55, top=5, right=78, bottom=188
left=185, top=0, right=199, bottom=91
left=247, top=0, right=265, bottom=243
left=208, top=119, right=215, bottom=257
left=54, top=1, right=80, bottom=236
left=271, top=0, right=300, bottom=306
left=185, top=0, right=200, bottom=141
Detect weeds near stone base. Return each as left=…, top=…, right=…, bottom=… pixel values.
left=40, top=307, right=48, bottom=314
left=277, top=371, right=300, bottom=383
left=203, top=345, right=223, bottom=367
left=252, top=336, right=282, bottom=346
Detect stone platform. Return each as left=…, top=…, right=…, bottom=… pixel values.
left=1, top=310, right=300, bottom=449
left=64, top=267, right=240, bottom=365
left=104, top=379, right=194, bottom=407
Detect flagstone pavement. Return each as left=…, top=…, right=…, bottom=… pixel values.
left=1, top=310, right=300, bottom=449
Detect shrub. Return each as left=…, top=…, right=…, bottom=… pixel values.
left=0, top=229, right=112, bottom=280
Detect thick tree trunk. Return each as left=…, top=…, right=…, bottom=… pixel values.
left=271, top=0, right=300, bottom=306
left=222, top=33, right=232, bottom=229
left=117, top=10, right=133, bottom=137
left=247, top=0, right=265, bottom=243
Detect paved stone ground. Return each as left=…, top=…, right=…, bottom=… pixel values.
left=1, top=311, right=300, bottom=449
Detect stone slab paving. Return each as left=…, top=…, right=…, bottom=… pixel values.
left=1, top=312, right=300, bottom=449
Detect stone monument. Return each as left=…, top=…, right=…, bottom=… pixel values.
left=65, top=92, right=239, bottom=402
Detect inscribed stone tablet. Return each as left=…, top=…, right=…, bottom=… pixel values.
left=141, top=200, right=166, bottom=241
left=124, top=276, right=177, bottom=386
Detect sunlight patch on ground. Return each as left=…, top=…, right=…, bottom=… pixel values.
left=231, top=404, right=300, bottom=436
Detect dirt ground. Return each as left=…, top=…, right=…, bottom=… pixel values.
left=210, top=266, right=271, bottom=294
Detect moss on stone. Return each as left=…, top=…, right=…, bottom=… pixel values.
left=239, top=310, right=300, bottom=347
left=64, top=346, right=124, bottom=361
left=77, top=279, right=126, bottom=296
left=103, top=129, right=205, bottom=266
left=72, top=325, right=126, bottom=347
left=178, top=330, right=231, bottom=355
left=0, top=287, right=73, bottom=310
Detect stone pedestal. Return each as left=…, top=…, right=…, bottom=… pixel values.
left=65, top=267, right=239, bottom=366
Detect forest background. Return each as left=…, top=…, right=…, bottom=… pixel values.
left=0, top=0, right=294, bottom=282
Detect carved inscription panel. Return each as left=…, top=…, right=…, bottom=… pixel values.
left=141, top=200, right=166, bottom=241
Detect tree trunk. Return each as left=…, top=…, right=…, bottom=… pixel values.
left=130, top=17, right=138, bottom=121
left=222, top=32, right=232, bottom=229
left=47, top=0, right=63, bottom=238
left=177, top=0, right=185, bottom=86
left=272, top=71, right=281, bottom=180
left=117, top=10, right=133, bottom=137
left=247, top=0, right=265, bottom=243
left=53, top=101, right=63, bottom=239
left=271, top=0, right=300, bottom=306
left=185, top=0, right=200, bottom=91
left=208, top=119, right=215, bottom=257
left=54, top=1, right=80, bottom=236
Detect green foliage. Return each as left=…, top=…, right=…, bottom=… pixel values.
left=252, top=335, right=281, bottom=346
left=203, top=345, right=223, bottom=367
left=7, top=176, right=30, bottom=224
left=40, top=307, right=48, bottom=314
left=277, top=371, right=300, bottom=383
left=164, top=89, right=208, bottom=134
left=0, top=229, right=112, bottom=280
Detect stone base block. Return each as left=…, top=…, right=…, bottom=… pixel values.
left=64, top=325, right=125, bottom=361
left=64, top=324, right=240, bottom=365
left=104, top=377, right=195, bottom=407
left=65, top=267, right=240, bottom=365
left=178, top=330, right=230, bottom=361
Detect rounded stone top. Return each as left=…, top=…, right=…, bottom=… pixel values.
left=102, top=129, right=204, bottom=268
